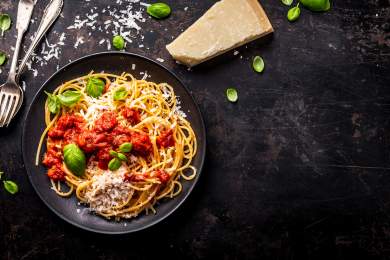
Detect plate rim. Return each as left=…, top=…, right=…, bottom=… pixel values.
left=21, top=51, right=206, bottom=234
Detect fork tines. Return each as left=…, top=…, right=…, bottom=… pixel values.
left=0, top=92, right=20, bottom=127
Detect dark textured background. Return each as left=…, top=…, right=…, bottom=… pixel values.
left=1, top=0, right=390, bottom=259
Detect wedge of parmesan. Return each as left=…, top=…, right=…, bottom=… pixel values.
left=166, top=0, right=273, bottom=67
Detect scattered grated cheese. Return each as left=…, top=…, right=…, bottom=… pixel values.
left=26, top=0, right=147, bottom=77
left=74, top=36, right=85, bottom=49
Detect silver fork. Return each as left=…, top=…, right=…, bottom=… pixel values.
left=0, top=0, right=34, bottom=127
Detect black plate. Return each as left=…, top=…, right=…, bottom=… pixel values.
left=22, top=52, right=206, bottom=234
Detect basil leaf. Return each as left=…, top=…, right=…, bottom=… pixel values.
left=109, top=150, right=118, bottom=157
left=281, top=0, right=293, bottom=6
left=0, top=51, right=6, bottom=66
left=3, top=180, right=18, bottom=194
left=108, top=158, right=122, bottom=171
left=112, top=35, right=125, bottom=50
left=253, top=56, right=265, bottom=73
left=147, top=3, right=171, bottom=19
left=86, top=77, right=105, bottom=98
left=45, top=91, right=61, bottom=114
left=63, top=144, right=86, bottom=176
left=300, top=0, right=331, bottom=11
left=119, top=142, right=132, bottom=153
left=226, top=88, right=238, bottom=103
left=113, top=87, right=128, bottom=101
left=117, top=153, right=128, bottom=162
left=287, top=4, right=301, bottom=22
left=58, top=90, right=82, bottom=106
left=0, top=14, right=11, bottom=36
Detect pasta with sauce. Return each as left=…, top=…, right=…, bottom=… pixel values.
left=36, top=72, right=197, bottom=220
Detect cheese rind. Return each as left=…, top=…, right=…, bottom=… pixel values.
left=166, top=0, right=273, bottom=67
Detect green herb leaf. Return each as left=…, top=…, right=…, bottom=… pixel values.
left=119, top=142, right=132, bottom=153
left=287, top=4, right=301, bottom=22
left=108, top=158, right=122, bottom=171
left=117, top=153, right=128, bottom=162
left=86, top=77, right=105, bottom=98
left=112, top=35, right=125, bottom=50
left=45, top=91, right=61, bottom=114
left=253, top=56, right=265, bottom=73
left=300, top=0, right=330, bottom=11
left=3, top=180, right=18, bottom=194
left=0, top=171, right=3, bottom=180
left=63, top=144, right=86, bottom=176
left=147, top=3, right=171, bottom=19
left=0, top=14, right=12, bottom=36
left=226, top=88, right=238, bottom=103
left=109, top=150, right=118, bottom=157
left=281, top=0, right=294, bottom=6
left=0, top=51, right=7, bottom=66
left=113, top=87, right=128, bottom=101
left=58, top=90, right=82, bottom=106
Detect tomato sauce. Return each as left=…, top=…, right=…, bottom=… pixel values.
left=130, top=131, right=152, bottom=156
left=77, top=131, right=110, bottom=153
left=94, top=111, right=118, bottom=132
left=42, top=146, right=62, bottom=168
left=44, top=110, right=154, bottom=180
left=124, top=170, right=170, bottom=184
left=47, top=166, right=66, bottom=181
left=48, top=114, right=85, bottom=143
left=156, top=129, right=175, bottom=148
left=96, top=146, right=113, bottom=170
left=121, top=107, right=141, bottom=125
left=124, top=172, right=147, bottom=182
left=45, top=114, right=86, bottom=181
left=155, top=169, right=170, bottom=184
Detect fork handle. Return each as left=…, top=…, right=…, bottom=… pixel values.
left=17, top=0, right=63, bottom=81
left=7, top=0, right=35, bottom=83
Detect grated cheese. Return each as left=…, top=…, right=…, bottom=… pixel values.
left=84, top=166, right=134, bottom=214
left=26, top=0, right=147, bottom=77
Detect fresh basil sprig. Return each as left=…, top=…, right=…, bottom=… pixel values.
left=63, top=144, right=86, bottom=177
left=108, top=142, right=133, bottom=171
left=147, top=3, right=171, bottom=19
left=113, top=87, right=128, bottom=101
left=300, top=0, right=330, bottom=11
left=0, top=51, right=7, bottom=66
left=58, top=90, right=82, bottom=106
left=287, top=3, right=301, bottom=22
left=113, top=35, right=125, bottom=50
left=45, top=91, right=61, bottom=114
left=0, top=14, right=11, bottom=36
left=109, top=149, right=129, bottom=162
left=86, top=77, right=105, bottom=98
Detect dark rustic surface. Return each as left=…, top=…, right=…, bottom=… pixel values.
left=1, top=0, right=390, bottom=259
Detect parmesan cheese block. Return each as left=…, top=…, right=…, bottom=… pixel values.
left=166, top=0, right=274, bottom=67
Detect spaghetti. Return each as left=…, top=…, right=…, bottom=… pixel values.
left=36, top=72, right=197, bottom=220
